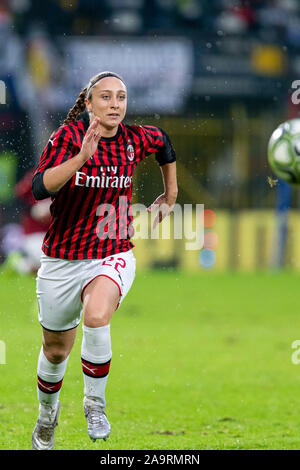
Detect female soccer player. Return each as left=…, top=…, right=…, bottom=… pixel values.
left=31, top=71, right=177, bottom=450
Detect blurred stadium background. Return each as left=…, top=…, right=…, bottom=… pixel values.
left=1, top=0, right=300, bottom=273
left=3, top=0, right=300, bottom=451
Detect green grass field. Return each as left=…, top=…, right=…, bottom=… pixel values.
left=1, top=268, right=300, bottom=450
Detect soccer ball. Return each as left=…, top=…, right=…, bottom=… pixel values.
left=268, top=118, right=300, bottom=186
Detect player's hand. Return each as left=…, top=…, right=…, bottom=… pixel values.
left=147, top=193, right=176, bottom=230
left=78, top=117, right=101, bottom=164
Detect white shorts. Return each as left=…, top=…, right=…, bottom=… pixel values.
left=36, top=249, right=136, bottom=332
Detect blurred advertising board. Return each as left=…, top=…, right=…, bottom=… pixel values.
left=60, top=37, right=194, bottom=114
left=193, top=38, right=287, bottom=99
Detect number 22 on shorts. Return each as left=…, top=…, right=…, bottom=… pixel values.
left=102, top=256, right=126, bottom=273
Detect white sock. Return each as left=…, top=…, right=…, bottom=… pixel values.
left=81, top=324, right=112, bottom=409
left=37, top=347, right=68, bottom=422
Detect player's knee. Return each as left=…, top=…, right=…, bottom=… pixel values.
left=44, top=347, right=69, bottom=364
left=84, top=308, right=111, bottom=328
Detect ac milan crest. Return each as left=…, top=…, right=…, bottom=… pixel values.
left=126, top=144, right=135, bottom=161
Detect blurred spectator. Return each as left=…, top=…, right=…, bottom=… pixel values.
left=1, top=169, right=50, bottom=274
left=106, top=0, right=145, bottom=33
left=176, top=0, right=204, bottom=30
left=26, top=25, right=64, bottom=157
left=0, top=1, right=33, bottom=111
left=215, top=0, right=257, bottom=35
left=2, top=0, right=300, bottom=39
left=258, top=0, right=290, bottom=32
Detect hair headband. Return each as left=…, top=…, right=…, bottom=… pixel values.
left=86, top=72, right=125, bottom=97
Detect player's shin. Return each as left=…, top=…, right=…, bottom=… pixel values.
left=81, top=324, right=112, bottom=409
left=37, top=347, right=68, bottom=423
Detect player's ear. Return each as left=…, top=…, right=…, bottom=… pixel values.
left=85, top=98, right=92, bottom=113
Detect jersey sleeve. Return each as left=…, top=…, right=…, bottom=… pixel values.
left=33, top=127, right=75, bottom=176
left=139, top=125, right=176, bottom=166
left=32, top=127, right=76, bottom=200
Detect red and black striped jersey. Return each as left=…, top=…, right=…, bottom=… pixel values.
left=32, top=115, right=176, bottom=260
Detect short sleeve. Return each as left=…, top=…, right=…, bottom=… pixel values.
left=139, top=125, right=176, bottom=166
left=33, top=127, right=75, bottom=177
left=32, top=127, right=76, bottom=200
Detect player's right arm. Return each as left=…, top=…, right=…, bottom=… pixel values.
left=32, top=118, right=101, bottom=200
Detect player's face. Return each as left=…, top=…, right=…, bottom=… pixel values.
left=85, top=77, right=127, bottom=131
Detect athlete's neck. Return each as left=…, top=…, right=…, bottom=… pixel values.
left=100, top=126, right=119, bottom=138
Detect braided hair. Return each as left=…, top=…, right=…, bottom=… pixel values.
left=63, top=71, right=125, bottom=125
left=63, top=86, right=87, bottom=125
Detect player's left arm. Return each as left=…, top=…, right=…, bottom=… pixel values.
left=145, top=127, right=178, bottom=229
left=147, top=161, right=178, bottom=230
